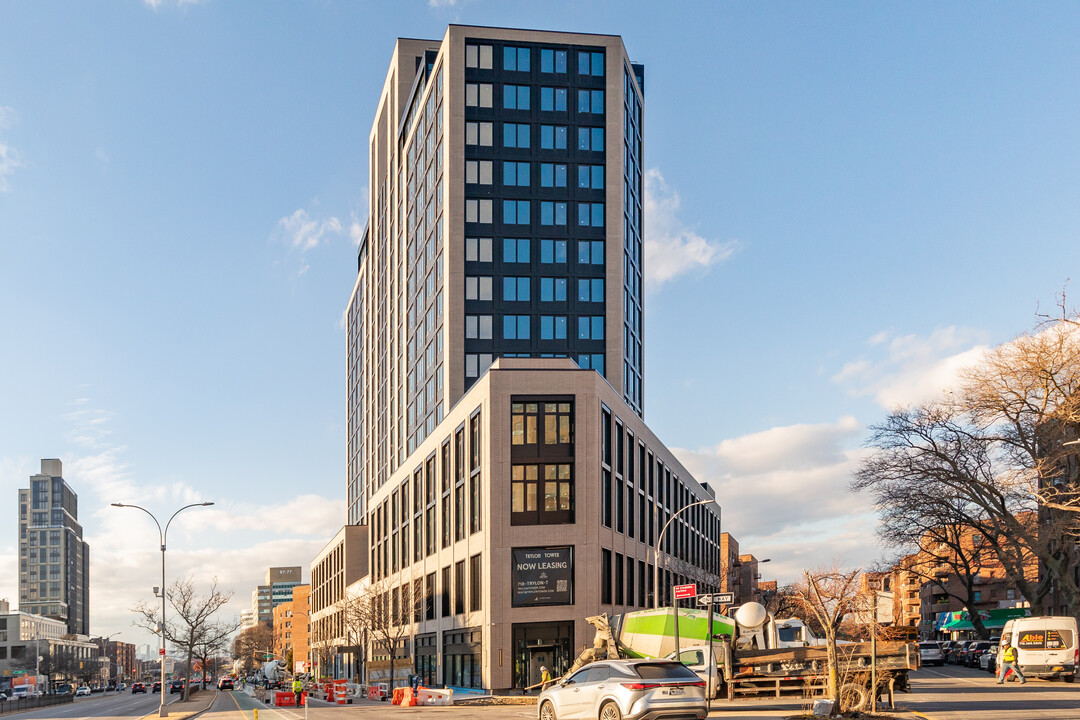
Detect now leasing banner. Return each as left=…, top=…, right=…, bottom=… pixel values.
left=512, top=546, right=574, bottom=607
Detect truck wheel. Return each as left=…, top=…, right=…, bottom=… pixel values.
left=540, top=701, right=558, bottom=720
left=839, top=683, right=867, bottom=712
left=1063, top=675, right=1075, bottom=684
left=599, top=701, right=622, bottom=720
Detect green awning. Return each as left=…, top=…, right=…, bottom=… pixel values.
left=938, top=607, right=1029, bottom=631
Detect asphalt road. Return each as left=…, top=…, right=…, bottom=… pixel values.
left=16, top=669, right=1071, bottom=720
left=901, top=663, right=1080, bottom=720
left=4, top=689, right=192, bottom=720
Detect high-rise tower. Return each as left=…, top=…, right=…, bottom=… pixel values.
left=347, top=26, right=645, bottom=523
left=17, top=459, right=90, bottom=635
left=342, top=27, right=722, bottom=692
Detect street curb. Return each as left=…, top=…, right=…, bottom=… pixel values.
left=136, top=688, right=218, bottom=720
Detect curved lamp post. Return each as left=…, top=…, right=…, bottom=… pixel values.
left=112, top=502, right=213, bottom=717
left=653, top=499, right=718, bottom=609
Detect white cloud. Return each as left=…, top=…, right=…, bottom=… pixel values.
left=644, top=168, right=738, bottom=288
left=0, top=106, right=23, bottom=192
left=278, top=208, right=343, bottom=252
left=674, top=417, right=868, bottom=533
left=0, top=400, right=345, bottom=649
left=349, top=219, right=365, bottom=246
left=832, top=326, right=990, bottom=409
left=275, top=205, right=345, bottom=275
left=670, top=417, right=881, bottom=582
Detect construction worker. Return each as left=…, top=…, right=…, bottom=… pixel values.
left=292, top=677, right=304, bottom=706
left=997, top=644, right=1026, bottom=684
left=540, top=666, right=553, bottom=691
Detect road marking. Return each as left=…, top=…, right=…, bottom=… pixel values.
left=229, top=689, right=303, bottom=720
left=910, top=713, right=941, bottom=720
left=917, top=668, right=984, bottom=687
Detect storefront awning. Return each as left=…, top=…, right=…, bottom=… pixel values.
left=937, top=607, right=1029, bottom=631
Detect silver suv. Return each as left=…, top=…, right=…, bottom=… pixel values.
left=537, top=660, right=707, bottom=720
left=919, top=641, right=945, bottom=666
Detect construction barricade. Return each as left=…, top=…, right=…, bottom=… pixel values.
left=273, top=692, right=295, bottom=707
left=334, top=679, right=348, bottom=705
left=416, top=687, right=453, bottom=706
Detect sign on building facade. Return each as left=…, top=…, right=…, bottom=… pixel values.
left=511, top=546, right=574, bottom=607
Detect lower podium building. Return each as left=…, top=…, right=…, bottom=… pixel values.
left=365, top=358, right=723, bottom=691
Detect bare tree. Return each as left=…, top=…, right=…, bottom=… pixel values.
left=194, top=621, right=238, bottom=689
left=344, top=577, right=424, bottom=689
left=854, top=454, right=1031, bottom=638
left=760, top=583, right=805, bottom=624
left=133, top=577, right=235, bottom=701
left=308, top=612, right=339, bottom=681
left=337, top=585, right=371, bottom=684
left=853, top=315, right=1080, bottom=624
left=232, top=623, right=273, bottom=675
left=790, top=565, right=862, bottom=711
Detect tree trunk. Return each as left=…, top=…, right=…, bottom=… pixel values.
left=826, top=630, right=839, bottom=711
left=185, top=646, right=194, bottom=701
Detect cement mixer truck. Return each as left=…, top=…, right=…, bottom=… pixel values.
left=569, top=603, right=917, bottom=711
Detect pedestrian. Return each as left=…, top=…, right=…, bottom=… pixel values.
left=292, top=677, right=304, bottom=706
left=996, top=644, right=1026, bottom=684
left=540, top=666, right=552, bottom=691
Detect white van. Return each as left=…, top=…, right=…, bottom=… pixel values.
left=1000, top=616, right=1078, bottom=682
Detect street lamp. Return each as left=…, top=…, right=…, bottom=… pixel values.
left=653, top=499, right=718, bottom=609
left=112, top=501, right=213, bottom=717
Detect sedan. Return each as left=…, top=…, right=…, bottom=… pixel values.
left=131, top=683, right=147, bottom=694
left=949, top=641, right=972, bottom=665
left=152, top=682, right=161, bottom=693
left=169, top=680, right=186, bottom=694
left=918, top=641, right=945, bottom=666
left=980, top=645, right=998, bottom=673
left=538, top=660, right=707, bottom=720
left=218, top=678, right=234, bottom=690
left=75, top=686, right=91, bottom=697
left=965, top=642, right=992, bottom=667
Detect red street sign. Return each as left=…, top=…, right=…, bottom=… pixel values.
left=159, top=649, right=166, bottom=655
left=673, top=583, right=697, bottom=599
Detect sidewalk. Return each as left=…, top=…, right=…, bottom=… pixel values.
left=138, top=689, right=218, bottom=720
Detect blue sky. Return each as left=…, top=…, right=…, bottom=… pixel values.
left=2, top=1, right=1079, bottom=651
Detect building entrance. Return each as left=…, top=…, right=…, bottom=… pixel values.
left=512, top=621, right=573, bottom=690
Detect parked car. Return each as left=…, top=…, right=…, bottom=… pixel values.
left=980, top=645, right=998, bottom=673
left=918, top=641, right=945, bottom=666
left=965, top=641, right=992, bottom=667
left=218, top=678, right=234, bottom=690
left=537, top=659, right=707, bottom=720
left=152, top=682, right=161, bottom=693
left=949, top=641, right=971, bottom=665
left=75, top=686, right=91, bottom=697
left=131, top=683, right=147, bottom=694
